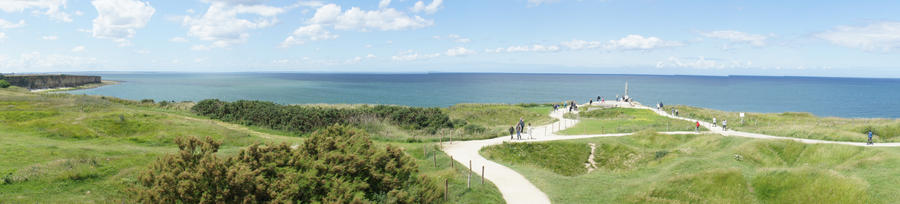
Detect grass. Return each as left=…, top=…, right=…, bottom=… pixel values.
left=448, top=103, right=556, bottom=139
left=481, top=131, right=900, bottom=203
left=0, top=88, right=504, bottom=203
left=481, top=142, right=591, bottom=176
left=665, top=105, right=900, bottom=143
left=560, top=108, right=701, bottom=135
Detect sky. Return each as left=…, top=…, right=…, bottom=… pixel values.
left=1, top=0, right=900, bottom=77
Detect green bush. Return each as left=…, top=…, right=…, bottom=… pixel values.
left=134, top=125, right=442, bottom=203
left=0, top=79, right=10, bottom=88
left=192, top=99, right=453, bottom=134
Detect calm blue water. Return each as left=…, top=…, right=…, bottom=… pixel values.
left=67, top=73, right=900, bottom=118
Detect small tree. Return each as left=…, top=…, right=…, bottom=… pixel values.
left=0, top=79, right=10, bottom=88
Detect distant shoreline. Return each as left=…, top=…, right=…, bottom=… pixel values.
left=31, top=80, right=121, bottom=93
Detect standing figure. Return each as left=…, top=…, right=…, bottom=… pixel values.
left=723, top=120, right=728, bottom=131
left=868, top=130, right=874, bottom=145
left=713, top=117, right=717, bottom=127
left=509, top=126, right=515, bottom=140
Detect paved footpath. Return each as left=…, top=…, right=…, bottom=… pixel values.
left=443, top=102, right=900, bottom=204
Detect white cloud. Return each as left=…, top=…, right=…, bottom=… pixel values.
left=411, top=0, right=442, bottom=14
left=560, top=39, right=603, bottom=50
left=366, top=54, right=376, bottom=58
left=74, top=10, right=83, bottom=16
left=0, top=0, right=72, bottom=22
left=0, top=52, right=98, bottom=72
left=71, top=45, right=85, bottom=52
left=816, top=21, right=900, bottom=52
left=183, top=2, right=284, bottom=49
left=606, top=34, right=683, bottom=50
left=392, top=50, right=440, bottom=61
left=0, top=19, right=26, bottom=29
left=309, top=4, right=433, bottom=31
left=445, top=47, right=475, bottom=56
left=0, top=32, right=6, bottom=42
left=169, top=37, right=188, bottom=43
left=91, top=0, right=155, bottom=46
left=191, top=45, right=211, bottom=51
left=280, top=24, right=337, bottom=47
left=378, top=0, right=391, bottom=9
left=282, top=3, right=434, bottom=48
left=528, top=0, right=560, bottom=6
left=42, top=35, right=58, bottom=40
left=655, top=56, right=753, bottom=69
left=493, top=35, right=679, bottom=54
left=489, top=44, right=561, bottom=53
left=700, top=30, right=768, bottom=46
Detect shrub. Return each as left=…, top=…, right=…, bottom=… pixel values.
left=134, top=125, right=441, bottom=203
left=191, top=99, right=453, bottom=134
left=140, top=99, right=154, bottom=104
left=0, top=79, right=10, bottom=88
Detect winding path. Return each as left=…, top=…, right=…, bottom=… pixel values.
left=443, top=101, right=900, bottom=204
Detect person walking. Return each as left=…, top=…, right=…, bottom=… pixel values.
left=509, top=126, right=515, bottom=140
left=868, top=130, right=874, bottom=145
left=528, top=123, right=534, bottom=139
left=590, top=99, right=593, bottom=105
left=675, top=109, right=679, bottom=117
left=712, top=117, right=717, bottom=127
left=517, top=117, right=525, bottom=140
left=696, top=121, right=701, bottom=132
left=722, top=120, right=728, bottom=131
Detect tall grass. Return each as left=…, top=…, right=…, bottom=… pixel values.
left=665, top=105, right=900, bottom=142
left=560, top=108, right=700, bottom=135
left=482, top=131, right=898, bottom=203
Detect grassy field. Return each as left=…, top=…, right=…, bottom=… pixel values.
left=559, top=108, right=701, bottom=135
left=0, top=87, right=504, bottom=203
left=480, top=131, right=900, bottom=203
left=665, top=105, right=900, bottom=143
left=448, top=104, right=556, bottom=139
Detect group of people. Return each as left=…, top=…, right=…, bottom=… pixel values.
left=509, top=117, right=533, bottom=140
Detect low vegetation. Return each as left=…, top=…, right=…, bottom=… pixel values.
left=448, top=103, right=555, bottom=139
left=481, top=142, right=590, bottom=176
left=0, top=88, right=503, bottom=203
left=483, top=131, right=900, bottom=203
left=560, top=108, right=699, bottom=135
left=193, top=99, right=454, bottom=134
left=0, top=79, right=10, bottom=88
left=665, top=105, right=900, bottom=142
left=136, top=125, right=442, bottom=203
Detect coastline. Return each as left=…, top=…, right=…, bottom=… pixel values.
left=30, top=80, right=120, bottom=93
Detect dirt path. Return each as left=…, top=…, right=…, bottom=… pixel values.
left=585, top=143, right=597, bottom=173
left=445, top=101, right=900, bottom=204
left=635, top=105, right=900, bottom=147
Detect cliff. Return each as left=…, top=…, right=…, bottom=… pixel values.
left=1, top=74, right=102, bottom=90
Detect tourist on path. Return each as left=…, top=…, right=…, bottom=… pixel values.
left=722, top=120, right=728, bottom=131
left=868, top=130, right=874, bottom=145
left=696, top=121, right=700, bottom=132
left=517, top=117, right=525, bottom=140
left=590, top=99, right=593, bottom=105
left=528, top=123, right=534, bottom=139
left=713, top=117, right=717, bottom=127
left=509, top=126, right=515, bottom=140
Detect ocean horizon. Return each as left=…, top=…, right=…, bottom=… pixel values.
left=66, top=72, right=900, bottom=118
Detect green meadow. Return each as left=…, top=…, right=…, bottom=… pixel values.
left=481, top=131, right=900, bottom=203
left=0, top=87, right=502, bottom=203
left=560, top=108, right=700, bottom=135
left=666, top=105, right=900, bottom=143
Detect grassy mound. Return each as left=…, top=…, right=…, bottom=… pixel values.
left=560, top=108, right=700, bottom=135
left=481, top=141, right=590, bottom=176
left=630, top=168, right=755, bottom=203
left=484, top=130, right=896, bottom=203
left=666, top=105, right=900, bottom=142
left=448, top=103, right=555, bottom=138
left=752, top=168, right=868, bottom=203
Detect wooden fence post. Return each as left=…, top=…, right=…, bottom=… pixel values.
left=444, top=179, right=449, bottom=201
left=450, top=156, right=454, bottom=168
left=468, top=160, right=472, bottom=189
left=433, top=153, right=437, bottom=168
left=481, top=166, right=485, bottom=185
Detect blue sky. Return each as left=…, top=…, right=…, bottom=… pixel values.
left=2, top=0, right=900, bottom=77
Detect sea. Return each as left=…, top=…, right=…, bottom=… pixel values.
left=66, top=73, right=900, bottom=118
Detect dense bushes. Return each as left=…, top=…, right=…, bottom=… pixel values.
left=192, top=99, right=453, bottom=134
left=0, top=79, right=10, bottom=88
left=135, top=125, right=442, bottom=203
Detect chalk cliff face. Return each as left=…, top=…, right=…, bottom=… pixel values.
left=1, top=75, right=101, bottom=89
